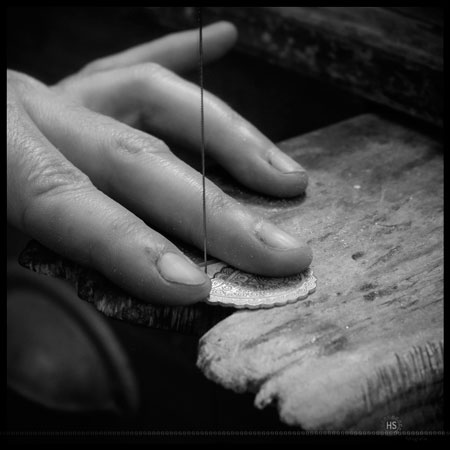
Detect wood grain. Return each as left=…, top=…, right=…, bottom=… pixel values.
left=196, top=114, right=443, bottom=430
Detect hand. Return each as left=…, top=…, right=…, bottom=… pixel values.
left=7, top=22, right=312, bottom=305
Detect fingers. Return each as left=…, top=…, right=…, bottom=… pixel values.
left=73, top=21, right=237, bottom=77
left=7, top=84, right=210, bottom=305
left=21, top=89, right=312, bottom=276
left=58, top=64, right=308, bottom=198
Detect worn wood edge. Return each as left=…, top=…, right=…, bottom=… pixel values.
left=193, top=113, right=443, bottom=430
left=198, top=329, right=443, bottom=430
left=253, top=338, right=443, bottom=430
left=18, top=241, right=232, bottom=336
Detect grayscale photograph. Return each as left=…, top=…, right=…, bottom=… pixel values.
left=5, top=6, right=444, bottom=445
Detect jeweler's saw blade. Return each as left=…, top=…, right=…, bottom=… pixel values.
left=196, top=11, right=315, bottom=309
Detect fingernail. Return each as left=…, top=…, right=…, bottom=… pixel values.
left=269, top=150, right=305, bottom=174
left=256, top=221, right=303, bottom=250
left=158, top=253, right=208, bottom=285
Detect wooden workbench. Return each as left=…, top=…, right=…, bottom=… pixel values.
left=197, top=113, right=443, bottom=430
left=20, top=113, right=443, bottom=431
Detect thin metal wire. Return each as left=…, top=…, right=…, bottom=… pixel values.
left=198, top=7, right=208, bottom=274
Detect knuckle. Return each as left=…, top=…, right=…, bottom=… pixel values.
left=29, top=162, right=90, bottom=200
left=108, top=214, right=144, bottom=237
left=111, top=129, right=170, bottom=158
left=132, top=62, right=175, bottom=84
left=206, top=188, right=236, bottom=217
left=21, top=152, right=92, bottom=230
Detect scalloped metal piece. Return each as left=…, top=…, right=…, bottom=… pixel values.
left=204, top=262, right=316, bottom=309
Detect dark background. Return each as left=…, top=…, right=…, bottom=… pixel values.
left=7, top=6, right=433, bottom=441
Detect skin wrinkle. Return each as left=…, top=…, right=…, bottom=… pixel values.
left=98, top=213, right=167, bottom=269
left=7, top=99, right=90, bottom=232
left=114, top=130, right=170, bottom=156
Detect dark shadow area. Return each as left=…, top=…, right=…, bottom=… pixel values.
left=6, top=7, right=368, bottom=142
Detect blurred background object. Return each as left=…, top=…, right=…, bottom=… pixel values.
left=150, top=6, right=443, bottom=127
left=7, top=263, right=139, bottom=415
